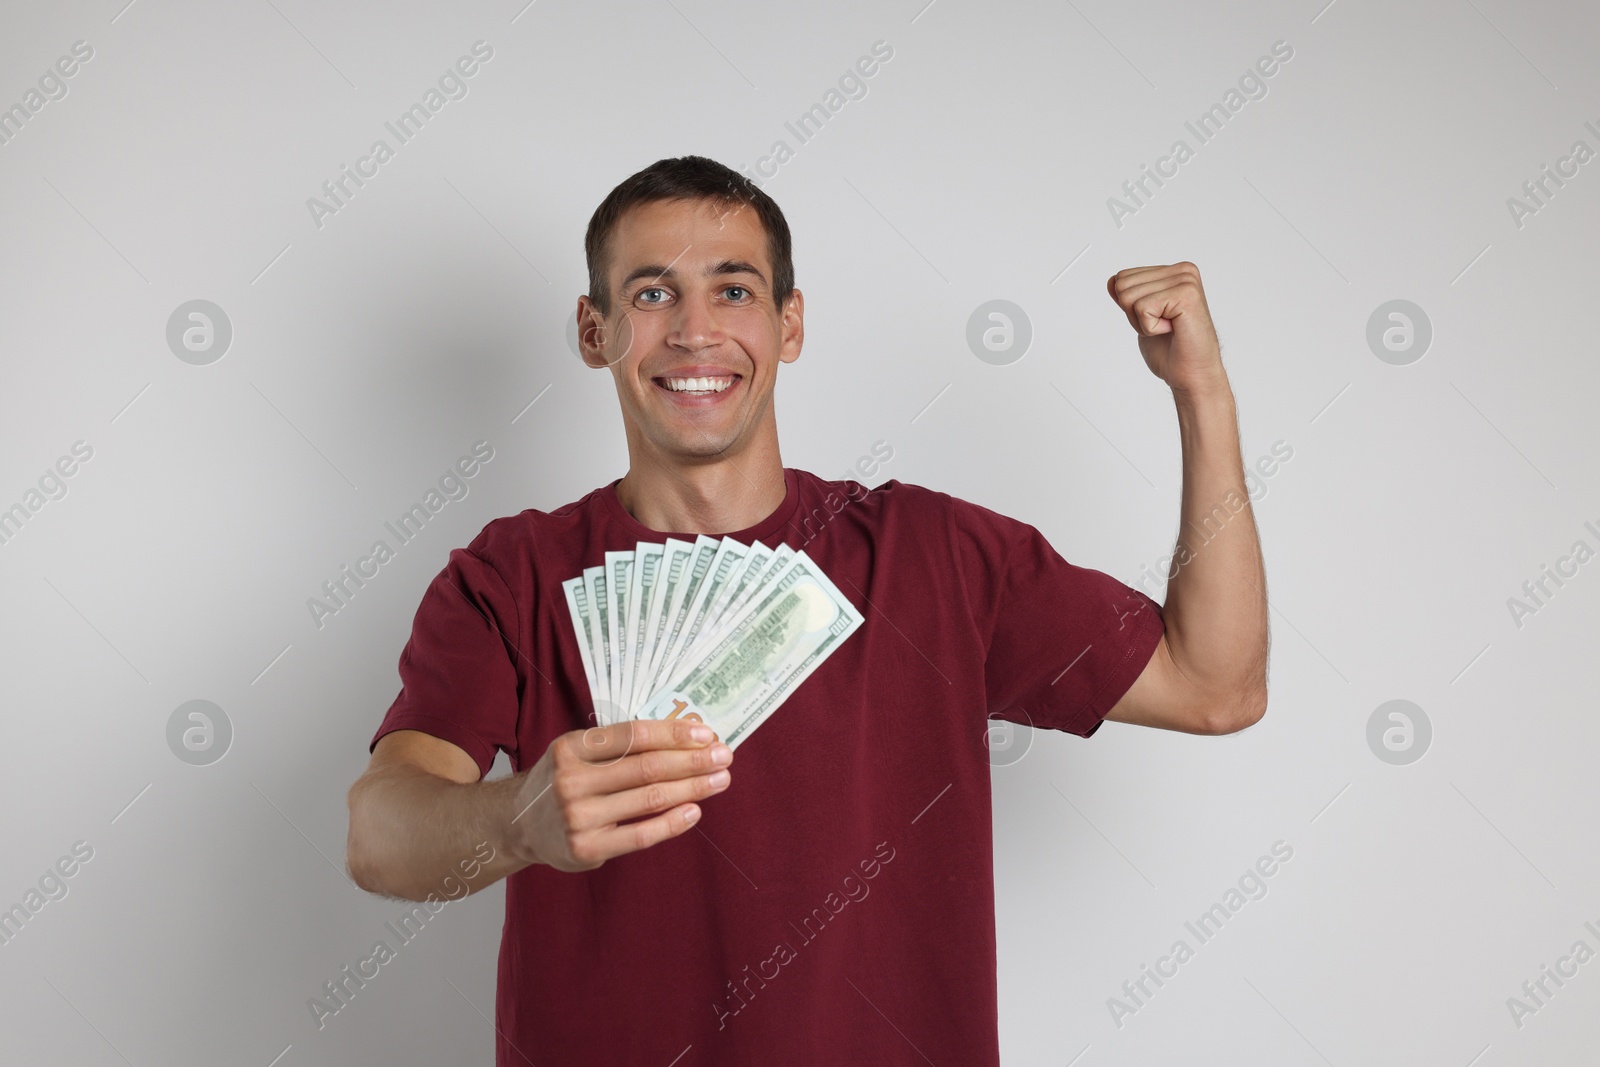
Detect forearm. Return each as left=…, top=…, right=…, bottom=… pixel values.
left=1164, top=380, right=1270, bottom=719
left=346, top=763, right=535, bottom=901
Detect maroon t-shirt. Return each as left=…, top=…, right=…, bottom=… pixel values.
left=370, top=467, right=1164, bottom=1065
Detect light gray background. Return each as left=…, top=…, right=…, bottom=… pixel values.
left=2, top=0, right=1596, bottom=1063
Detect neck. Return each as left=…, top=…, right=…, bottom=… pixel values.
left=615, top=443, right=787, bottom=536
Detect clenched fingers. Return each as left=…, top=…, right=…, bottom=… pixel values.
left=556, top=741, right=732, bottom=802
left=566, top=766, right=732, bottom=832
left=1107, top=263, right=1205, bottom=336
left=577, top=802, right=707, bottom=865
left=562, top=717, right=716, bottom=767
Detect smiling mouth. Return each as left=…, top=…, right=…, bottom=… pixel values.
left=653, top=374, right=741, bottom=397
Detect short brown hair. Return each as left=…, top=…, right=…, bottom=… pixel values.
left=584, top=155, right=794, bottom=317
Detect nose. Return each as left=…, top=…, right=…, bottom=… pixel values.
left=667, top=290, right=723, bottom=354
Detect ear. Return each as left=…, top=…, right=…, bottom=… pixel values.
left=778, top=289, right=805, bottom=365
left=575, top=296, right=615, bottom=369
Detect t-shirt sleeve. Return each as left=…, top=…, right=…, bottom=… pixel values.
left=368, top=546, right=524, bottom=778
left=949, top=495, right=1165, bottom=738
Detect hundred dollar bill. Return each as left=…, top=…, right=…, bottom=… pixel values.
left=605, top=550, right=635, bottom=718
left=699, top=539, right=778, bottom=644
left=633, top=537, right=695, bottom=711
left=561, top=576, right=601, bottom=710
left=621, top=542, right=664, bottom=716
left=642, top=534, right=720, bottom=700
left=652, top=538, right=749, bottom=691
left=582, top=565, right=612, bottom=723
left=707, top=542, right=794, bottom=646
left=614, top=543, right=659, bottom=716
left=637, top=550, right=864, bottom=749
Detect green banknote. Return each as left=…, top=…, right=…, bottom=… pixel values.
left=635, top=549, right=863, bottom=748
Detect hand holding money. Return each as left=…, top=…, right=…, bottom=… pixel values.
left=510, top=719, right=734, bottom=872
left=563, top=538, right=862, bottom=749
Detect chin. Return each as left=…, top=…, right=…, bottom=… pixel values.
left=677, top=436, right=739, bottom=458
left=635, top=423, right=734, bottom=457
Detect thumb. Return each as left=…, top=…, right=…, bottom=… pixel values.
left=1142, top=308, right=1173, bottom=335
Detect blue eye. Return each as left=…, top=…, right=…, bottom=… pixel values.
left=724, top=286, right=749, bottom=301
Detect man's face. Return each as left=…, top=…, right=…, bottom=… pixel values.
left=577, top=197, right=803, bottom=462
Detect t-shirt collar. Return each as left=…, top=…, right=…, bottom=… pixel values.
left=599, top=467, right=802, bottom=543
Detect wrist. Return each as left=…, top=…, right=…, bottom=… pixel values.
left=501, top=772, right=547, bottom=870
left=1171, top=374, right=1234, bottom=413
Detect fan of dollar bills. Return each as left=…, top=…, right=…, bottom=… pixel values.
left=561, top=536, right=864, bottom=750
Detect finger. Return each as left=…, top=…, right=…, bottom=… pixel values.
left=1109, top=266, right=1196, bottom=311
left=1109, top=262, right=1197, bottom=292
left=1110, top=279, right=1166, bottom=332
left=1133, top=296, right=1182, bottom=335
left=1110, top=275, right=1186, bottom=304
left=1108, top=273, right=1180, bottom=332
left=1108, top=266, right=1164, bottom=300
left=583, top=800, right=705, bottom=863
left=581, top=740, right=733, bottom=799
left=1121, top=283, right=1195, bottom=335
left=1110, top=274, right=1197, bottom=324
left=569, top=766, right=731, bottom=830
left=567, top=717, right=713, bottom=766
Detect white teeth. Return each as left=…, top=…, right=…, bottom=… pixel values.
left=662, top=375, right=734, bottom=393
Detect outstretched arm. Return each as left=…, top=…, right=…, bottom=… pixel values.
left=346, top=720, right=734, bottom=900
left=1102, top=262, right=1269, bottom=735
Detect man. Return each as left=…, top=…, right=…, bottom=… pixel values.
left=345, top=155, right=1268, bottom=1065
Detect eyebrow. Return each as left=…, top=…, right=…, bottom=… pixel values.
left=618, top=258, right=768, bottom=294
